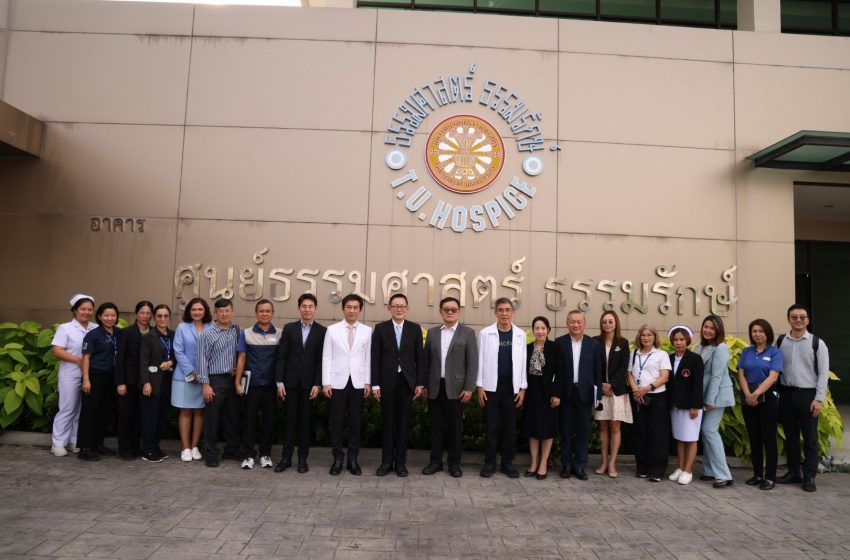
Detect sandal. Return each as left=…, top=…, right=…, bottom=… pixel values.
left=608, top=470, right=619, bottom=478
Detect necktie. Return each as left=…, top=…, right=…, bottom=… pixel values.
left=395, top=324, right=402, bottom=348
left=348, top=324, right=355, bottom=350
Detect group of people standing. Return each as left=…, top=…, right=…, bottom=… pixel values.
left=48, top=292, right=829, bottom=492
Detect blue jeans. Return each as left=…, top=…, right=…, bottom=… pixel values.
left=701, top=406, right=731, bottom=480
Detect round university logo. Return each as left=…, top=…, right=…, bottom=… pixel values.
left=425, top=115, right=504, bottom=194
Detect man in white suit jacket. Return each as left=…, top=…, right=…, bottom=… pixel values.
left=476, top=297, right=527, bottom=478
left=322, top=294, right=372, bottom=475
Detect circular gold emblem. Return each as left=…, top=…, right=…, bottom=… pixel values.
left=425, top=115, right=504, bottom=194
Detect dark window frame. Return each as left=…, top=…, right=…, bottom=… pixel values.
left=782, top=0, right=850, bottom=36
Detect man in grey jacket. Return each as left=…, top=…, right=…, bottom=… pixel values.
left=421, top=296, right=478, bottom=478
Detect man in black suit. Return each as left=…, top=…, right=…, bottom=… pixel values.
left=554, top=309, right=603, bottom=480
left=274, top=293, right=327, bottom=473
left=421, top=296, right=478, bottom=478
left=371, top=293, right=424, bottom=477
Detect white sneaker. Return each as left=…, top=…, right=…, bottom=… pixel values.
left=180, top=449, right=192, bottom=462
left=678, top=472, right=693, bottom=485
left=191, top=447, right=202, bottom=461
left=68, top=445, right=80, bottom=454
left=241, top=457, right=255, bottom=470
left=668, top=468, right=683, bottom=481
left=260, top=456, right=273, bottom=468
left=51, top=446, right=68, bottom=457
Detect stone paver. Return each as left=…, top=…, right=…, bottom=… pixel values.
left=1, top=442, right=849, bottom=559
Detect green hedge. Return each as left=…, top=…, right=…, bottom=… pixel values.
left=0, top=321, right=843, bottom=463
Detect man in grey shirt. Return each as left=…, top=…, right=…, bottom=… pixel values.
left=776, top=304, right=830, bottom=492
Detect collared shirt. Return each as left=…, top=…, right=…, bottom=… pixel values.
left=627, top=348, right=671, bottom=393
left=739, top=345, right=783, bottom=385
left=301, top=321, right=312, bottom=345
left=82, top=325, right=121, bottom=373
left=571, top=335, right=583, bottom=384
left=440, top=323, right=456, bottom=379
left=236, top=323, right=280, bottom=386
left=778, top=331, right=830, bottom=401
left=392, top=320, right=405, bottom=372
left=197, top=322, right=239, bottom=384
left=52, top=319, right=97, bottom=378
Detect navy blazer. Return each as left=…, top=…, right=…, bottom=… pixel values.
left=275, top=321, right=327, bottom=389
left=553, top=334, right=604, bottom=404
left=667, top=350, right=705, bottom=410
left=370, top=320, right=424, bottom=393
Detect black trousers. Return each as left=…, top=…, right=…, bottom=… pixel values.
left=139, top=374, right=172, bottom=455
left=560, top=387, right=592, bottom=469
left=742, top=390, right=779, bottom=480
left=429, top=380, right=464, bottom=467
left=282, top=384, right=313, bottom=462
left=633, top=392, right=670, bottom=478
left=483, top=377, right=517, bottom=466
left=78, top=371, right=115, bottom=450
left=380, top=380, right=414, bottom=466
left=241, top=385, right=276, bottom=458
left=117, top=383, right=141, bottom=454
left=329, top=379, right=363, bottom=461
left=203, top=374, right=241, bottom=457
left=778, top=386, right=820, bottom=477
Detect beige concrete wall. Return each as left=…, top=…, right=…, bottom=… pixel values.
left=2, top=1, right=849, bottom=339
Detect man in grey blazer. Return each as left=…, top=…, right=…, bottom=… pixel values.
left=421, top=296, right=478, bottom=477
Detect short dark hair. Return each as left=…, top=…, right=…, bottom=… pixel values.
left=388, top=293, right=408, bottom=305
left=531, top=316, right=550, bottom=331
left=341, top=293, right=364, bottom=309
left=134, top=300, right=154, bottom=315
left=153, top=304, right=171, bottom=316
left=699, top=315, right=726, bottom=347
left=748, top=318, right=775, bottom=345
left=95, top=302, right=119, bottom=325
left=439, top=296, right=460, bottom=309
left=214, top=298, right=233, bottom=309
left=182, top=297, right=212, bottom=323
left=70, top=297, right=94, bottom=313
left=298, top=292, right=318, bottom=307
left=255, top=299, right=274, bottom=312
left=669, top=327, right=692, bottom=346
left=494, top=297, right=514, bottom=309
left=787, top=304, right=810, bottom=318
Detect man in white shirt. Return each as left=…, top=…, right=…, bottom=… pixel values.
left=322, top=294, right=372, bottom=475
left=476, top=297, right=527, bottom=478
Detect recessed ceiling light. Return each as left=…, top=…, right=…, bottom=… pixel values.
left=823, top=204, right=835, bottom=208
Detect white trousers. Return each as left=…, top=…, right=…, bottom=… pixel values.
left=52, top=371, right=82, bottom=447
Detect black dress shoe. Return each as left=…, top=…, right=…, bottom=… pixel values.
left=759, top=479, right=775, bottom=491
left=330, top=459, right=343, bottom=475
left=713, top=479, right=733, bottom=488
left=297, top=461, right=309, bottom=474
left=422, top=463, right=443, bottom=475
left=448, top=465, right=462, bottom=478
left=776, top=471, right=803, bottom=484
left=78, top=449, right=101, bottom=462
left=396, top=465, right=408, bottom=477
left=205, top=456, right=219, bottom=468
left=524, top=469, right=537, bottom=478
left=118, top=451, right=136, bottom=461
left=560, top=466, right=571, bottom=479
left=480, top=464, right=496, bottom=478
left=348, top=460, right=362, bottom=475
left=803, top=475, right=817, bottom=492
left=573, top=466, right=588, bottom=481
left=536, top=471, right=548, bottom=480
left=95, top=445, right=116, bottom=457
left=500, top=463, right=520, bottom=478
left=745, top=475, right=763, bottom=486
left=376, top=463, right=393, bottom=477
left=274, top=459, right=291, bottom=473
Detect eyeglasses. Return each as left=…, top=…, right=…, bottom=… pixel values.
left=441, top=308, right=459, bottom=313
left=790, top=315, right=808, bottom=321
left=155, top=314, right=170, bottom=319
left=389, top=305, right=408, bottom=310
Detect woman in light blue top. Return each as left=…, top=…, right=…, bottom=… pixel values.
left=694, top=315, right=735, bottom=488
left=172, top=297, right=212, bottom=462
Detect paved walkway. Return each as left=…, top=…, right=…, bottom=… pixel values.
left=1, top=439, right=849, bottom=560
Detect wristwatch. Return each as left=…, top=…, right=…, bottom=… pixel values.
left=649, top=383, right=656, bottom=391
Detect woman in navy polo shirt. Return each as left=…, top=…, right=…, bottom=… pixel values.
left=78, top=302, right=121, bottom=461
left=737, top=318, right=783, bottom=490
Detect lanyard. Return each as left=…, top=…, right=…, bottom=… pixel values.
left=158, top=333, right=171, bottom=361
left=636, top=350, right=653, bottom=385
left=104, top=330, right=117, bottom=365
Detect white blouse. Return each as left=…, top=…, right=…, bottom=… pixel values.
left=627, top=348, right=672, bottom=394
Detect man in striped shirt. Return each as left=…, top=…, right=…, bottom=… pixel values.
left=198, top=299, right=242, bottom=468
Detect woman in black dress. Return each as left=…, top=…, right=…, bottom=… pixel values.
left=522, top=316, right=562, bottom=480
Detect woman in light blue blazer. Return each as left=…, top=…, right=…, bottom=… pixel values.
left=694, top=315, right=735, bottom=488
left=172, top=297, right=212, bottom=462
